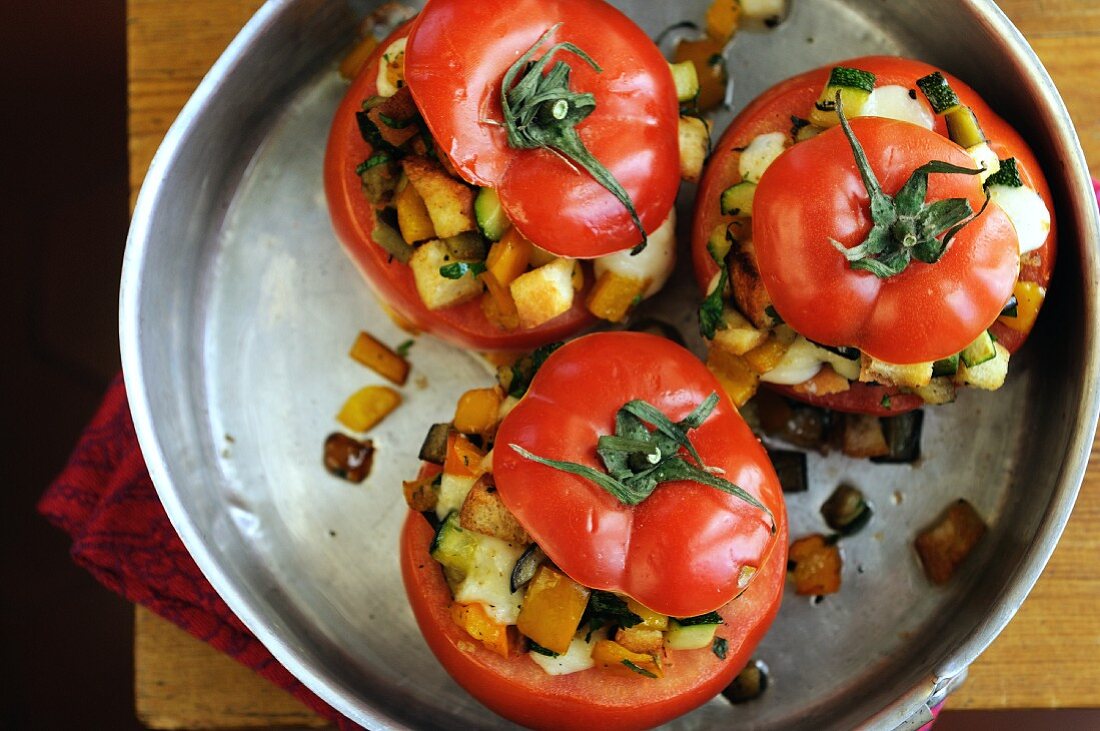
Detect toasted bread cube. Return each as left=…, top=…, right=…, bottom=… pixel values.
left=710, top=307, right=769, bottom=355
left=860, top=355, right=933, bottom=388
left=510, top=258, right=575, bottom=329
left=408, top=239, right=483, bottom=310
left=916, top=499, right=987, bottom=584
left=728, top=237, right=777, bottom=330
left=955, top=342, right=1010, bottom=391
left=912, top=377, right=957, bottom=405
left=615, top=626, right=665, bottom=656
left=402, top=156, right=476, bottom=239
left=837, top=413, right=890, bottom=458
left=792, top=364, right=851, bottom=397
left=678, top=115, right=710, bottom=182
left=458, top=475, right=530, bottom=545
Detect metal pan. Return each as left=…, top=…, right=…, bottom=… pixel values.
left=119, top=1, right=1100, bottom=728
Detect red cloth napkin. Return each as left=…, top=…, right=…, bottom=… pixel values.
left=38, top=374, right=359, bottom=729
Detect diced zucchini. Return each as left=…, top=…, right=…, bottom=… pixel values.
left=960, top=330, right=996, bottom=368
left=985, top=157, right=1023, bottom=188
left=871, top=410, right=924, bottom=464
left=916, top=71, right=960, bottom=115
left=707, top=223, right=733, bottom=265
left=721, top=181, right=756, bottom=217
left=820, top=484, right=872, bottom=535
left=955, top=342, right=1010, bottom=391
left=443, top=231, right=488, bottom=262
left=475, top=187, right=508, bottom=242
left=738, top=132, right=788, bottom=182
left=809, top=66, right=876, bottom=127
left=669, top=60, right=700, bottom=102
left=430, top=511, right=481, bottom=576
left=932, top=354, right=960, bottom=377
left=944, top=105, right=987, bottom=149
left=371, top=211, right=415, bottom=263
left=665, top=620, right=721, bottom=650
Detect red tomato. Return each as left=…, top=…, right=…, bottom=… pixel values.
left=401, top=503, right=788, bottom=731
left=692, top=56, right=1056, bottom=411
left=405, top=0, right=680, bottom=258
left=755, top=116, right=1019, bottom=364
left=493, top=332, right=786, bottom=618
left=324, top=23, right=596, bottom=351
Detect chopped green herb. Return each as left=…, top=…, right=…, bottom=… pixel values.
left=621, top=659, right=659, bottom=679
left=395, top=339, right=414, bottom=358
left=378, top=112, right=413, bottom=129
left=355, top=151, right=393, bottom=176
left=880, top=394, right=892, bottom=410
left=505, top=342, right=563, bottom=399
left=699, top=233, right=731, bottom=339
left=984, top=157, right=1023, bottom=188
left=712, top=636, right=729, bottom=660
left=527, top=640, right=560, bottom=657
left=584, top=591, right=642, bottom=639
left=439, top=261, right=487, bottom=279
left=675, top=611, right=724, bottom=627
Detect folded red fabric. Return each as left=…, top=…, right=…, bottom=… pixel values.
left=38, top=374, right=358, bottom=729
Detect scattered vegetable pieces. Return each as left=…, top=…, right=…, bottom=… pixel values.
left=722, top=659, right=769, bottom=704
left=820, top=484, right=872, bottom=536
left=788, top=534, right=841, bottom=596
left=349, top=331, right=411, bottom=385
left=336, top=385, right=402, bottom=432
left=323, top=433, right=375, bottom=483
left=915, top=499, right=987, bottom=584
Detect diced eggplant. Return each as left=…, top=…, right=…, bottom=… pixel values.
left=418, top=423, right=452, bottom=465
left=722, top=659, right=769, bottom=704
left=766, top=447, right=808, bottom=493
left=510, top=543, right=546, bottom=593
left=820, top=484, right=872, bottom=536
left=871, top=410, right=924, bottom=464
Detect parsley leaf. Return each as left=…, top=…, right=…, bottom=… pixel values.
left=439, top=261, right=487, bottom=279
left=505, top=342, right=563, bottom=398
left=712, top=636, right=729, bottom=660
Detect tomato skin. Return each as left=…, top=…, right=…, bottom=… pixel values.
left=400, top=507, right=788, bottom=731
left=493, top=332, right=786, bottom=618
left=691, top=56, right=1056, bottom=412
left=404, top=0, right=680, bottom=258
left=324, top=24, right=596, bottom=351
left=755, top=116, right=1019, bottom=364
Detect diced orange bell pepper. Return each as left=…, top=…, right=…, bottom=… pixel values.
left=444, top=432, right=486, bottom=478
left=592, top=639, right=663, bottom=679
left=673, top=37, right=727, bottom=112
left=479, top=271, right=520, bottom=331
left=704, top=0, right=742, bottom=43
left=516, top=565, right=591, bottom=655
left=788, top=534, right=842, bottom=596
left=707, top=347, right=759, bottom=407
left=335, top=385, right=401, bottom=432
left=338, top=34, right=379, bottom=80
left=348, top=331, right=410, bottom=386
left=395, top=181, right=436, bottom=245
left=743, top=336, right=790, bottom=374
left=453, top=386, right=503, bottom=436
left=486, top=228, right=533, bottom=287
left=625, top=598, right=669, bottom=631
left=450, top=602, right=516, bottom=658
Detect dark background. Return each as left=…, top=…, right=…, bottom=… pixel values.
left=0, top=1, right=1096, bottom=730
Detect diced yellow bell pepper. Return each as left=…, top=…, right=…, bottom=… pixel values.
left=998, top=280, right=1045, bottom=333
left=592, top=639, right=663, bottom=679
left=336, top=385, right=402, bottom=432
left=571, top=261, right=585, bottom=292
left=673, top=37, right=727, bottom=113
left=486, top=228, right=533, bottom=287
left=338, top=34, right=379, bottom=80
left=705, top=0, right=742, bottom=43
left=586, top=270, right=647, bottom=323
left=743, top=336, right=790, bottom=374
left=451, top=602, right=516, bottom=658
left=444, top=432, right=486, bottom=479
left=516, top=565, right=591, bottom=655
left=479, top=271, right=520, bottom=331
left=395, top=180, right=436, bottom=245
left=625, top=598, right=669, bottom=631
left=453, top=387, right=503, bottom=436
left=707, top=348, right=760, bottom=407
left=348, top=331, right=410, bottom=386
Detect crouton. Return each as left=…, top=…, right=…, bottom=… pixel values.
left=510, top=258, right=575, bottom=329
left=408, top=239, right=483, bottom=310
left=401, top=156, right=476, bottom=238
left=459, top=475, right=530, bottom=545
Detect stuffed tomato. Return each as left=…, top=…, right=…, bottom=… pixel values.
left=326, top=0, right=708, bottom=351
left=400, top=332, right=787, bottom=730
left=691, top=57, right=1055, bottom=414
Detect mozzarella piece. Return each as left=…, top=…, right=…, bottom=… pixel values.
left=740, top=0, right=787, bottom=21
left=593, top=211, right=676, bottom=298
left=529, top=630, right=605, bottom=676
left=967, top=142, right=1002, bottom=184
left=435, top=473, right=476, bottom=521
left=859, top=85, right=934, bottom=129
left=375, top=37, right=406, bottom=98
left=760, top=337, right=824, bottom=385
left=739, top=132, right=788, bottom=183
left=989, top=184, right=1052, bottom=254
left=453, top=536, right=526, bottom=625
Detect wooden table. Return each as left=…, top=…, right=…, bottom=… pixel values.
left=129, top=1, right=1100, bottom=727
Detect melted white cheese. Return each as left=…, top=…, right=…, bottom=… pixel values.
left=529, top=629, right=605, bottom=676
left=859, top=85, right=934, bottom=129
left=453, top=536, right=526, bottom=625
left=593, top=210, right=676, bottom=298
left=375, top=37, right=406, bottom=98
left=739, top=132, right=789, bottom=182
left=435, top=473, right=475, bottom=522
left=759, top=337, right=860, bottom=384
left=989, top=184, right=1052, bottom=254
